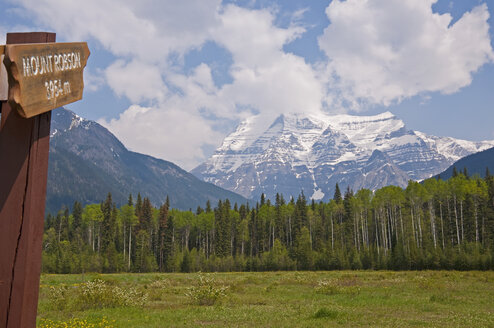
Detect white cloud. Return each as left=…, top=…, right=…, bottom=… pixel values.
left=318, top=0, right=494, bottom=109
left=99, top=63, right=228, bottom=170
left=213, top=5, right=323, bottom=128
left=84, top=68, right=105, bottom=92
left=16, top=0, right=221, bottom=62
left=10, top=0, right=494, bottom=169
left=105, top=60, right=167, bottom=103
left=213, top=5, right=304, bottom=67
left=99, top=104, right=224, bottom=169
left=99, top=4, right=323, bottom=168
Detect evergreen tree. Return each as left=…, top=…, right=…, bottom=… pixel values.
left=162, top=211, right=175, bottom=271
left=70, top=201, right=83, bottom=241
left=140, top=197, right=153, bottom=233
left=101, top=193, right=115, bottom=252
left=135, top=193, right=143, bottom=220
left=294, top=192, right=308, bottom=234
left=334, top=183, right=342, bottom=203
left=215, top=199, right=232, bottom=257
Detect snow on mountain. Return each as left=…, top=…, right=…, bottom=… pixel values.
left=414, top=131, right=494, bottom=162
left=191, top=112, right=494, bottom=201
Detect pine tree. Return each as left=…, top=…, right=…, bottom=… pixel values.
left=215, top=199, right=232, bottom=257
left=70, top=201, right=83, bottom=241
left=162, top=211, right=175, bottom=271
left=135, top=193, right=143, bottom=220
left=275, top=193, right=284, bottom=242
left=140, top=197, right=153, bottom=233
left=294, top=192, right=308, bottom=234
left=158, top=203, right=169, bottom=271
left=101, top=193, right=115, bottom=252
left=334, top=183, right=342, bottom=203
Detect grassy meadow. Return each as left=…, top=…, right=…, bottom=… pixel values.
left=37, top=271, right=494, bottom=327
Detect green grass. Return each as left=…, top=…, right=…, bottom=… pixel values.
left=37, top=271, right=494, bottom=327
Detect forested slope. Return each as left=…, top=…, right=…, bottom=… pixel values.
left=43, top=173, right=494, bottom=273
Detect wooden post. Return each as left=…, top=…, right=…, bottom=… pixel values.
left=0, top=32, right=55, bottom=328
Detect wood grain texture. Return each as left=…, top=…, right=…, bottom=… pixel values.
left=0, top=31, right=55, bottom=328
left=4, top=42, right=89, bottom=118
left=0, top=54, right=7, bottom=101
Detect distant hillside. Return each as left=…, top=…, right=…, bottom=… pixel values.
left=46, top=108, right=248, bottom=213
left=433, top=146, right=494, bottom=180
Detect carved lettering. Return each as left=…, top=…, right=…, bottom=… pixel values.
left=22, top=57, right=32, bottom=77
left=30, top=56, right=38, bottom=76
left=5, top=42, right=90, bottom=118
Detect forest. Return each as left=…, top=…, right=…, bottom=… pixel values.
left=42, top=168, right=494, bottom=273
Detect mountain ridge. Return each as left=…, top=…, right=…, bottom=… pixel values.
left=46, top=108, right=248, bottom=213
left=192, top=111, right=494, bottom=201
left=433, top=146, right=494, bottom=180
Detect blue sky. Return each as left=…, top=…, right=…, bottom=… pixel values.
left=1, top=0, right=493, bottom=169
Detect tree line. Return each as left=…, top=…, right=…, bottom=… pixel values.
left=42, top=168, right=494, bottom=273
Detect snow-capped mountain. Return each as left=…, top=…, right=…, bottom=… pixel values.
left=191, top=111, right=494, bottom=201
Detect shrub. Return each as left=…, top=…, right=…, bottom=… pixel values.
left=186, top=273, right=228, bottom=305
left=315, top=279, right=340, bottom=295
left=78, top=279, right=147, bottom=309
left=47, top=285, right=70, bottom=310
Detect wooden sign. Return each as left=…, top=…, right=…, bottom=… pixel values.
left=3, top=42, right=89, bottom=118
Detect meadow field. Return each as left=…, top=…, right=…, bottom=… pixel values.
left=37, top=271, right=494, bottom=327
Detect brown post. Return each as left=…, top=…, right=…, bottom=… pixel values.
left=0, top=32, right=55, bottom=328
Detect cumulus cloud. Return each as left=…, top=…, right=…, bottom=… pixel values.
left=16, top=0, right=221, bottom=62
left=95, top=4, right=322, bottom=168
left=318, top=0, right=494, bottom=109
left=105, top=60, right=168, bottom=103
left=10, top=0, right=494, bottom=169
left=99, top=104, right=225, bottom=168
left=213, top=5, right=322, bottom=124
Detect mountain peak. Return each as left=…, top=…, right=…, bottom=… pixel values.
left=192, top=111, right=494, bottom=201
